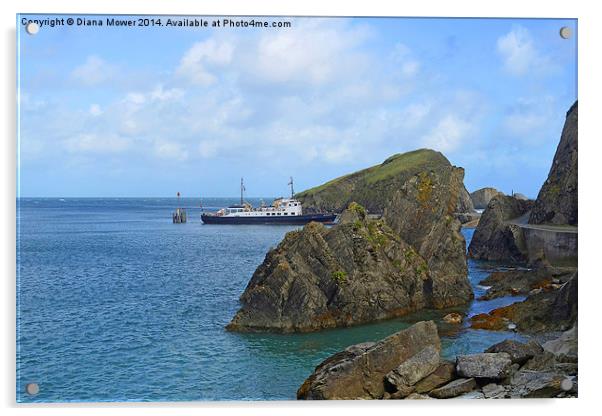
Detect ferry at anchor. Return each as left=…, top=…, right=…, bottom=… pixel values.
left=201, top=178, right=337, bottom=225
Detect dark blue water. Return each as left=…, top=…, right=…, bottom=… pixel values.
left=16, top=198, right=528, bottom=402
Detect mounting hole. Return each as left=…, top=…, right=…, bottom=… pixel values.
left=25, top=22, right=39, bottom=35
left=559, top=26, right=571, bottom=39
left=25, top=383, right=39, bottom=395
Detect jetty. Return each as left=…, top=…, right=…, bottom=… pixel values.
left=172, top=192, right=187, bottom=223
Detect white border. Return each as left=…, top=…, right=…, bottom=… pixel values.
left=2, top=1, right=600, bottom=415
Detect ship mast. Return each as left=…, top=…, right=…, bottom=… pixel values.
left=240, top=177, right=246, bottom=205
left=288, top=177, right=294, bottom=198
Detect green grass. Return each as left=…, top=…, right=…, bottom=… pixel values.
left=297, top=149, right=448, bottom=197
left=331, top=270, right=348, bottom=284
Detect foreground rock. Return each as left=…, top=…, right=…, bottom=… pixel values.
left=470, top=187, right=503, bottom=210
left=467, top=195, right=533, bottom=262
left=227, top=204, right=472, bottom=332
left=456, top=353, right=513, bottom=379
left=485, top=339, right=543, bottom=365
left=297, top=321, right=440, bottom=399
left=296, top=323, right=577, bottom=399
left=429, top=378, right=477, bottom=399
left=529, top=102, right=578, bottom=226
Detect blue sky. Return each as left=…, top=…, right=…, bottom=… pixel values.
left=17, top=15, right=577, bottom=198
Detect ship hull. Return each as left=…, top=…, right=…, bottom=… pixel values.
left=201, top=213, right=336, bottom=225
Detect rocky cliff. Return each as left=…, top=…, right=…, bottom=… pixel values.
left=470, top=187, right=503, bottom=210
left=529, top=101, right=578, bottom=226
left=227, top=203, right=472, bottom=332
left=297, top=149, right=474, bottom=216
left=467, top=195, right=533, bottom=262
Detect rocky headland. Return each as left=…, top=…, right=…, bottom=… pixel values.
left=297, top=321, right=577, bottom=399
left=227, top=149, right=474, bottom=332
left=470, top=187, right=503, bottom=210
left=296, top=149, right=475, bottom=219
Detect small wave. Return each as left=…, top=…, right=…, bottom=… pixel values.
left=476, top=285, right=491, bottom=290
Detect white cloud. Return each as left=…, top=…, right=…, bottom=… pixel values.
left=198, top=140, right=220, bottom=158
left=497, top=26, right=552, bottom=76
left=249, top=19, right=369, bottom=85
left=421, top=115, right=474, bottom=153
left=392, top=42, right=421, bottom=78
left=63, top=133, right=130, bottom=154
left=71, top=56, right=117, bottom=86
left=176, top=38, right=234, bottom=86
left=154, top=140, right=189, bottom=161
left=89, top=104, right=103, bottom=116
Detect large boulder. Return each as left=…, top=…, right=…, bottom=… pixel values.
left=470, top=187, right=503, bottom=210
left=456, top=353, right=513, bottom=379
left=467, top=195, right=533, bottom=262
left=529, top=101, right=578, bottom=226
left=227, top=201, right=472, bottom=332
left=297, top=321, right=440, bottom=399
left=414, top=361, right=456, bottom=393
left=385, top=345, right=440, bottom=395
left=485, top=339, right=543, bottom=365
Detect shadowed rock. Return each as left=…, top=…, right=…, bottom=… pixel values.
left=529, top=102, right=578, bottom=226
left=467, top=195, right=533, bottom=262
left=485, top=340, right=543, bottom=365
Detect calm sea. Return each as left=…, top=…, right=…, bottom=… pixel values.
left=17, top=197, right=529, bottom=402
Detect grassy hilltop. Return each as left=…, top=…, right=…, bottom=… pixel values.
left=296, top=149, right=458, bottom=214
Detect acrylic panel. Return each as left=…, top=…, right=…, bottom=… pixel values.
left=17, top=14, right=578, bottom=402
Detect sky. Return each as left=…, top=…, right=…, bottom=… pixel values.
left=17, top=15, right=577, bottom=198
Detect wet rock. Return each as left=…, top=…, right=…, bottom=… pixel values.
left=429, top=378, right=477, bottom=399
left=485, top=339, right=543, bottom=365
left=414, top=361, right=456, bottom=393
left=385, top=345, right=440, bottom=394
left=468, top=195, right=533, bottom=262
left=478, top=272, right=577, bottom=333
left=529, top=101, right=577, bottom=226
left=470, top=187, right=503, bottom=210
left=469, top=313, right=509, bottom=331
left=477, top=267, right=573, bottom=301
left=297, top=321, right=440, bottom=400
left=456, top=353, right=513, bottom=379
left=443, top=312, right=463, bottom=324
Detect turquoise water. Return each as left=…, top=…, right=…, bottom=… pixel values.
left=16, top=198, right=527, bottom=402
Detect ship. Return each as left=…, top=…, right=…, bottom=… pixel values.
left=200, top=177, right=337, bottom=225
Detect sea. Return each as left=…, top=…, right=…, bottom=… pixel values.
left=17, top=197, right=530, bottom=402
